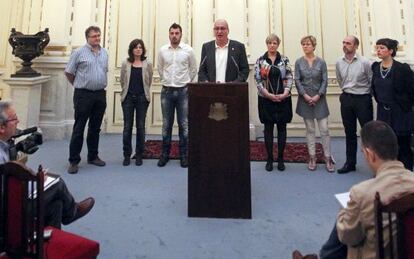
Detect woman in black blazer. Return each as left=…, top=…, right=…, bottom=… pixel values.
left=371, top=38, right=414, bottom=170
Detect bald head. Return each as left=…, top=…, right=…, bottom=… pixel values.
left=214, top=19, right=229, bottom=47
left=342, top=35, right=359, bottom=55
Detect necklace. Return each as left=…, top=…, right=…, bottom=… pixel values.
left=380, top=63, right=392, bottom=79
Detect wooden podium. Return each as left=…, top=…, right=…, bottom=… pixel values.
left=187, top=82, right=251, bottom=219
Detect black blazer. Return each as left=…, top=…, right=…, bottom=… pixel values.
left=372, top=60, right=414, bottom=112
left=197, top=40, right=250, bottom=83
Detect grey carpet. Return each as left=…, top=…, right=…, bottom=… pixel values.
left=26, top=135, right=371, bottom=259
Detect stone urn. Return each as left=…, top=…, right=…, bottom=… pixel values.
left=8, top=28, right=50, bottom=77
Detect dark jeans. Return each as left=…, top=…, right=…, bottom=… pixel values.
left=319, top=223, right=347, bottom=259
left=339, top=93, right=373, bottom=166
left=122, top=94, right=149, bottom=158
left=44, top=179, right=76, bottom=229
left=69, top=89, right=107, bottom=164
left=264, top=122, right=287, bottom=161
left=160, top=86, right=188, bottom=157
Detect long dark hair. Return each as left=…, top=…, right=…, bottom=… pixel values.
left=127, top=39, right=147, bottom=63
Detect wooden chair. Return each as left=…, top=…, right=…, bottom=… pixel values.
left=0, top=161, right=99, bottom=259
left=374, top=192, right=414, bottom=259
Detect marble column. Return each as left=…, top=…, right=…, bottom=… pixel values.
left=2, top=76, right=50, bottom=129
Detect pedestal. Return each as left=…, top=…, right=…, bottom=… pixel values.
left=2, top=76, right=50, bottom=129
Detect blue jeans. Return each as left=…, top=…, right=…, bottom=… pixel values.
left=160, top=86, right=188, bottom=157
left=122, top=94, right=149, bottom=157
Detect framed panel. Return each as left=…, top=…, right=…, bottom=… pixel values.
left=115, top=0, right=143, bottom=67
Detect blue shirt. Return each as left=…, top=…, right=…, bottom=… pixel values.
left=0, top=140, right=10, bottom=164
left=65, top=44, right=108, bottom=91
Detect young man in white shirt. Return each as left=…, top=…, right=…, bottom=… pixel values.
left=157, top=23, right=197, bottom=168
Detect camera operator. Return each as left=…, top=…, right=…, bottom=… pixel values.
left=0, top=101, right=95, bottom=228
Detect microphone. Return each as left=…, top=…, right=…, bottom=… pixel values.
left=13, top=127, right=38, bottom=138
left=231, top=56, right=240, bottom=80
left=199, top=55, right=207, bottom=69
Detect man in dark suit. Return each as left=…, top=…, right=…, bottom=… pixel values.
left=198, top=19, right=249, bottom=83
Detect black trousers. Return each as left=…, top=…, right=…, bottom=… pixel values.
left=122, top=94, right=149, bottom=158
left=69, top=89, right=107, bottom=164
left=339, top=93, right=373, bottom=166
left=44, top=179, right=77, bottom=228
left=264, top=123, right=287, bottom=161
left=397, top=135, right=413, bottom=171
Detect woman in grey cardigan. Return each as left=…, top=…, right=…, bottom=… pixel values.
left=120, top=39, right=153, bottom=166
left=294, top=36, right=334, bottom=172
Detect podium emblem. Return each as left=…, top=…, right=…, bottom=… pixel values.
left=208, top=102, right=228, bottom=121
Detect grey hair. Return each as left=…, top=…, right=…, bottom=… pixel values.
left=265, top=33, right=281, bottom=45
left=0, top=101, right=12, bottom=125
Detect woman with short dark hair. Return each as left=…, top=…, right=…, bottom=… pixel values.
left=371, top=38, right=414, bottom=170
left=120, top=39, right=153, bottom=166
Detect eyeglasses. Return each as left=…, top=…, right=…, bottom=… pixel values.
left=6, top=114, right=18, bottom=123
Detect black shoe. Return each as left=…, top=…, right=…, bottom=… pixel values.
left=180, top=157, right=188, bottom=168
left=265, top=160, right=273, bottom=171
left=157, top=155, right=169, bottom=167
left=123, top=157, right=130, bottom=166
left=277, top=159, right=285, bottom=171
left=337, top=163, right=356, bottom=174
left=135, top=156, right=143, bottom=166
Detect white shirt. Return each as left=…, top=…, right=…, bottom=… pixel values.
left=157, top=42, right=197, bottom=87
left=335, top=54, right=372, bottom=95
left=215, top=41, right=229, bottom=83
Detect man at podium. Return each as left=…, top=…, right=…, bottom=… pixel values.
left=198, top=19, right=249, bottom=83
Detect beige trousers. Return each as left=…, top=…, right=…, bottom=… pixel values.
left=304, top=117, right=331, bottom=157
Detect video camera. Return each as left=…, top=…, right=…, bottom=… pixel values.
left=8, top=126, right=43, bottom=161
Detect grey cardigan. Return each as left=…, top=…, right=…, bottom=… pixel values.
left=294, top=56, right=329, bottom=119
left=120, top=59, right=153, bottom=102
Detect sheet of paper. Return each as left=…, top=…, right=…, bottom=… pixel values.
left=335, top=192, right=350, bottom=208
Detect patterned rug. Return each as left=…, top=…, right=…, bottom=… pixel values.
left=142, top=140, right=325, bottom=163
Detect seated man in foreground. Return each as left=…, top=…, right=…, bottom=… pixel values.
left=293, top=120, right=414, bottom=259
left=0, top=101, right=94, bottom=228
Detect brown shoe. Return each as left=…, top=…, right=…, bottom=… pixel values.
left=63, top=197, right=95, bottom=225
left=88, top=157, right=106, bottom=167
left=308, top=156, right=317, bottom=171
left=68, top=163, right=79, bottom=174
left=292, top=250, right=318, bottom=259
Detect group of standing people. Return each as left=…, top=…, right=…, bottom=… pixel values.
left=63, top=20, right=414, bottom=175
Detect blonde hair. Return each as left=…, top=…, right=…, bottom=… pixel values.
left=265, top=33, right=281, bottom=45
left=300, top=35, right=317, bottom=48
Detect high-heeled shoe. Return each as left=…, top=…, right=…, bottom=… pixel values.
left=325, top=156, right=335, bottom=173
left=308, top=155, right=317, bottom=171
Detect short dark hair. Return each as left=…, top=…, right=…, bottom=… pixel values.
left=376, top=38, right=399, bottom=57
left=127, top=39, right=147, bottom=63
left=85, top=26, right=101, bottom=39
left=169, top=23, right=182, bottom=33
left=360, top=121, right=398, bottom=160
